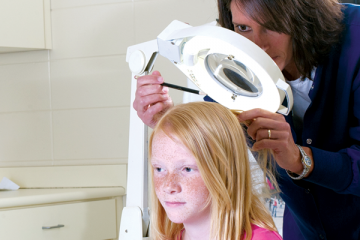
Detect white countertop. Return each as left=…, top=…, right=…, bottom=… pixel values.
left=0, top=187, right=125, bottom=209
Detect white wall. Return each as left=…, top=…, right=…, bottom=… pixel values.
left=0, top=0, right=218, bottom=168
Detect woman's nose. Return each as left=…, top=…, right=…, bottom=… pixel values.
left=163, top=173, right=181, bottom=194
left=252, top=30, right=270, bottom=52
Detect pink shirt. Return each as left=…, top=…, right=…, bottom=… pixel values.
left=176, top=224, right=282, bottom=240
left=245, top=224, right=283, bottom=240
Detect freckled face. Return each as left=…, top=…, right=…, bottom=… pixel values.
left=230, top=1, right=295, bottom=74
left=151, top=131, right=210, bottom=224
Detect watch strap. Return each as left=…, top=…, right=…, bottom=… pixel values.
left=286, top=145, right=311, bottom=180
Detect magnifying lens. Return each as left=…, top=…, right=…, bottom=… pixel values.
left=205, top=53, right=262, bottom=97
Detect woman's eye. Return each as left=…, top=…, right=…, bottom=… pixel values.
left=155, top=167, right=164, bottom=173
left=236, top=25, right=251, bottom=32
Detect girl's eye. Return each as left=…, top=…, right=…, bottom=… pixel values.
left=184, top=167, right=193, bottom=173
left=236, top=25, right=251, bottom=32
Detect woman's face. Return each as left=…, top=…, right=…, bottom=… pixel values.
left=151, top=131, right=211, bottom=224
left=230, top=1, right=297, bottom=77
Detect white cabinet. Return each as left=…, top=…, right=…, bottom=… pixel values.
left=0, top=199, right=117, bottom=240
left=0, top=0, right=51, bottom=53
left=0, top=188, right=124, bottom=240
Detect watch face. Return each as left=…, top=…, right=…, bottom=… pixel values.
left=304, top=156, right=312, bottom=167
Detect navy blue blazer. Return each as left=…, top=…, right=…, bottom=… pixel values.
left=279, top=4, right=360, bottom=240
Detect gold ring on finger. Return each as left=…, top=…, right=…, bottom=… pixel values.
left=268, top=129, right=271, bottom=139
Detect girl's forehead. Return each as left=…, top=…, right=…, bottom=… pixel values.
left=152, top=131, right=185, bottom=149
left=151, top=131, right=196, bottom=164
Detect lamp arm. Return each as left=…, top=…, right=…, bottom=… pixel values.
left=120, top=40, right=159, bottom=240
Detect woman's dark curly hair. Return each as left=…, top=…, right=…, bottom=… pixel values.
left=218, top=0, right=344, bottom=79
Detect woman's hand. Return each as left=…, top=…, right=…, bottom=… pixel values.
left=237, top=108, right=313, bottom=176
left=133, top=71, right=173, bottom=128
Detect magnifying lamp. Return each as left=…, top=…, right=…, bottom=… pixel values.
left=120, top=20, right=293, bottom=240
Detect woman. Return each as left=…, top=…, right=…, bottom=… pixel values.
left=133, top=1, right=360, bottom=239
left=149, top=101, right=281, bottom=240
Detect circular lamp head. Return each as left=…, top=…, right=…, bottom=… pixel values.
left=171, top=26, right=293, bottom=115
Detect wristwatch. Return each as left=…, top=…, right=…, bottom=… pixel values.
left=286, top=145, right=312, bottom=180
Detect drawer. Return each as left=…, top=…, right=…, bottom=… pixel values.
left=0, top=199, right=117, bottom=240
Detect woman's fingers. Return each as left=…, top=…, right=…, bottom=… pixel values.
left=252, top=138, right=286, bottom=151
left=254, top=129, right=289, bottom=141
left=136, top=84, right=169, bottom=98
left=136, top=99, right=173, bottom=127
left=137, top=100, right=172, bottom=127
left=253, top=129, right=292, bottom=154
left=134, top=93, right=170, bottom=113
left=246, top=117, right=290, bottom=140
left=237, top=108, right=285, bottom=122
left=133, top=70, right=173, bottom=128
left=136, top=71, right=164, bottom=88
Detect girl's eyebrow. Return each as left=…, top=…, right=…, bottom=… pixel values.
left=150, top=159, right=162, bottom=165
left=176, top=163, right=198, bottom=170
left=150, top=158, right=162, bottom=164
left=151, top=158, right=198, bottom=167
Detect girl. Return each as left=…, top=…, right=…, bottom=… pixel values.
left=149, top=101, right=282, bottom=240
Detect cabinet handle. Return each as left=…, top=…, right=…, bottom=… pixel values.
left=42, top=224, right=65, bottom=229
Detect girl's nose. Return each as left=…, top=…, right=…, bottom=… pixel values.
left=163, top=173, right=181, bottom=194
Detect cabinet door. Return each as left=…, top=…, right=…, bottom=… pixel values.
left=0, top=199, right=117, bottom=240
left=0, top=0, right=51, bottom=52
